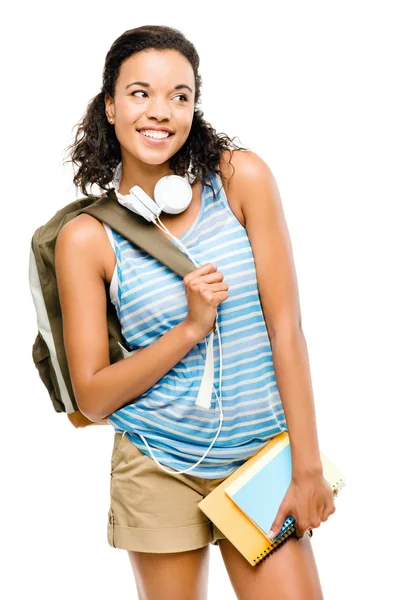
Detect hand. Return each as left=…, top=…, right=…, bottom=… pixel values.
left=267, top=473, right=336, bottom=540
left=183, top=262, right=229, bottom=339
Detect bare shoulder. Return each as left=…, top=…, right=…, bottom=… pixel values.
left=58, top=212, right=105, bottom=242
left=219, top=149, right=275, bottom=227
left=56, top=213, right=107, bottom=280
left=220, top=149, right=275, bottom=192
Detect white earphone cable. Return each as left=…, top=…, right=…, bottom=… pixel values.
left=136, top=214, right=224, bottom=475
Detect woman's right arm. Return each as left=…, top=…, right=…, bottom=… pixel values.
left=54, top=215, right=204, bottom=423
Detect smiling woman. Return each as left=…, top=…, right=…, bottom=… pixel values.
left=56, top=24, right=330, bottom=600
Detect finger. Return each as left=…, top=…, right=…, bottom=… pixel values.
left=267, top=505, right=289, bottom=539
left=184, top=263, right=216, bottom=283
left=322, top=505, right=336, bottom=521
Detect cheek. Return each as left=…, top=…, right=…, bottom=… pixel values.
left=114, top=105, right=144, bottom=140
left=120, top=103, right=144, bottom=123
left=177, top=112, right=194, bottom=136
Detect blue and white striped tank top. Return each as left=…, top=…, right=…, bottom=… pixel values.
left=103, top=171, right=288, bottom=478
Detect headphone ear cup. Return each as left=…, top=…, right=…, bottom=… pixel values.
left=154, top=175, right=193, bottom=215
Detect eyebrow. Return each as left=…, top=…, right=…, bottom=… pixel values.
left=125, top=81, right=193, bottom=94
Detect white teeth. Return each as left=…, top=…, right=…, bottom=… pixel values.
left=139, top=130, right=170, bottom=139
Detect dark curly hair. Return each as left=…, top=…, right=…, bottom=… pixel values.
left=63, top=25, right=249, bottom=198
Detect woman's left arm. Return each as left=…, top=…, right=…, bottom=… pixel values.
left=226, top=150, right=336, bottom=538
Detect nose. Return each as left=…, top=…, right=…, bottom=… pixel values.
left=146, top=95, right=171, bottom=121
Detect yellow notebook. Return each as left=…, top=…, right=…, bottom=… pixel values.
left=198, top=431, right=345, bottom=566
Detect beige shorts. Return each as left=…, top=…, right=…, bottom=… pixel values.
left=107, top=431, right=228, bottom=553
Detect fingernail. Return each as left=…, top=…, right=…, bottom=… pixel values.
left=267, top=530, right=274, bottom=539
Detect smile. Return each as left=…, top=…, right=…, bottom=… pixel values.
left=138, top=130, right=174, bottom=144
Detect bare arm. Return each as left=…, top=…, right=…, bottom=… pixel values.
left=55, top=214, right=202, bottom=423
left=227, top=150, right=323, bottom=477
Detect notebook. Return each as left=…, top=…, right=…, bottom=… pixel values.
left=198, top=431, right=345, bottom=566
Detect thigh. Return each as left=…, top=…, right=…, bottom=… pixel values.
left=218, top=534, right=324, bottom=600
left=127, top=544, right=210, bottom=600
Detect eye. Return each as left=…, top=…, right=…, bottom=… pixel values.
left=130, top=90, right=148, bottom=98
left=130, top=90, right=188, bottom=102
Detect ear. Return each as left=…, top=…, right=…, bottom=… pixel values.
left=104, top=93, right=115, bottom=122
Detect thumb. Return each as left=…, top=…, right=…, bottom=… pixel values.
left=267, top=505, right=288, bottom=540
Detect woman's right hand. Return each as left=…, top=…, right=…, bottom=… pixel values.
left=183, top=263, right=229, bottom=339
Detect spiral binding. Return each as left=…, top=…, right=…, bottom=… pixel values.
left=253, top=518, right=297, bottom=566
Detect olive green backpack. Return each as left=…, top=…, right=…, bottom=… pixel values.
left=29, top=188, right=197, bottom=428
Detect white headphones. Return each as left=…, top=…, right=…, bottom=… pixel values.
left=110, top=161, right=225, bottom=476
left=111, top=160, right=196, bottom=221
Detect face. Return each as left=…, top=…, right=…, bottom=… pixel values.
left=105, top=49, right=195, bottom=170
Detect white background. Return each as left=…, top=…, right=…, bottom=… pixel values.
left=2, top=1, right=399, bottom=598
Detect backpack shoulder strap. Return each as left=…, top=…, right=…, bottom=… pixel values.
left=80, top=190, right=196, bottom=278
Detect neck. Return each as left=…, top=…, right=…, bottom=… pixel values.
left=117, top=156, right=175, bottom=199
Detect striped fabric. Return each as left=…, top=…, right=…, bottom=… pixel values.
left=104, top=171, right=288, bottom=477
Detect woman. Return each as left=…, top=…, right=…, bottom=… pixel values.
left=56, top=25, right=335, bottom=600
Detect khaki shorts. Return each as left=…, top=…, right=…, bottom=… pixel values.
left=107, top=431, right=228, bottom=553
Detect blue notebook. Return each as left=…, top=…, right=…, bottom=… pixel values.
left=224, top=434, right=345, bottom=541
